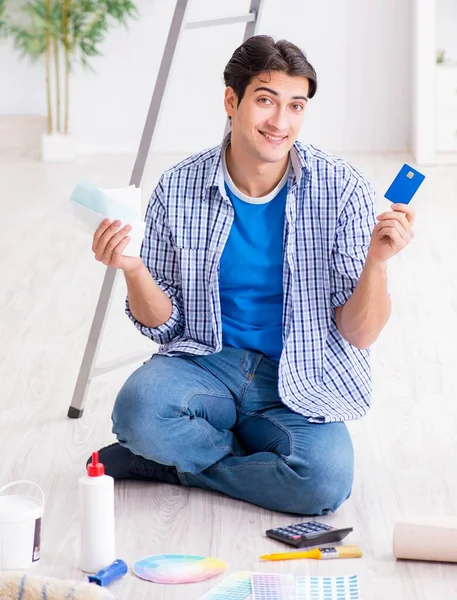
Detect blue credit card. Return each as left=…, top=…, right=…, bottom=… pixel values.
left=384, top=164, right=425, bottom=204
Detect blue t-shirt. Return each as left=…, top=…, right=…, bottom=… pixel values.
left=219, top=160, right=289, bottom=362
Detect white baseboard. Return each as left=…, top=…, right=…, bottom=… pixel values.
left=76, top=143, right=138, bottom=155
left=75, top=143, right=208, bottom=156
left=0, top=119, right=201, bottom=158
left=0, top=115, right=46, bottom=159
left=0, top=115, right=414, bottom=160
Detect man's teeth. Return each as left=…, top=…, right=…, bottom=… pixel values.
left=261, top=132, right=285, bottom=141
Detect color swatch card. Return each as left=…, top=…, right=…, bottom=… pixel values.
left=251, top=573, right=295, bottom=599
left=199, top=571, right=252, bottom=599
left=296, top=575, right=360, bottom=600
left=200, top=573, right=360, bottom=600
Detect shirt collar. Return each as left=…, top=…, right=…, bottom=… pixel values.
left=203, top=132, right=309, bottom=200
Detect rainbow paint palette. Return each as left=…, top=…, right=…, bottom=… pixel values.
left=133, top=554, right=227, bottom=584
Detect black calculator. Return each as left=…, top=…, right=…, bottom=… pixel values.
left=266, top=521, right=353, bottom=548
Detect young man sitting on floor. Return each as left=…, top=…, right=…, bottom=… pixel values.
left=90, top=35, right=415, bottom=515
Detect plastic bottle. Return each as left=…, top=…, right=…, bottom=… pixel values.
left=79, top=451, right=115, bottom=573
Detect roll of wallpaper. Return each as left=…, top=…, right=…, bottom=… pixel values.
left=393, top=517, right=457, bottom=562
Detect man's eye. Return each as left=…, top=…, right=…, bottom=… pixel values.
left=258, top=97, right=272, bottom=105
left=292, top=104, right=304, bottom=112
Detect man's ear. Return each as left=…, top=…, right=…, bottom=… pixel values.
left=224, top=87, right=238, bottom=119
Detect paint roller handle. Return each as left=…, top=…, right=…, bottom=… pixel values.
left=88, top=559, right=128, bottom=586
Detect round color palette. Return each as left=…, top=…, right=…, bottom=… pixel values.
left=133, top=554, right=227, bottom=584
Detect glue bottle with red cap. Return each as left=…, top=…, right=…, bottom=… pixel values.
left=79, top=451, right=115, bottom=573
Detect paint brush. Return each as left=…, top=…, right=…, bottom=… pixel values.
left=260, top=545, right=363, bottom=561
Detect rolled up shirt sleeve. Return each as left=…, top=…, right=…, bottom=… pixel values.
left=331, top=175, right=377, bottom=308
left=125, top=175, right=184, bottom=345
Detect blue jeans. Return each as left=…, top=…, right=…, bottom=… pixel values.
left=112, top=347, right=354, bottom=514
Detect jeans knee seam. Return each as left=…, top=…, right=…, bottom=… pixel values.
left=176, top=391, right=235, bottom=456
left=239, top=410, right=295, bottom=458
left=189, top=418, right=234, bottom=453
left=177, top=390, right=234, bottom=418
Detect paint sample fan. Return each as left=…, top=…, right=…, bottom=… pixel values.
left=133, top=554, right=227, bottom=584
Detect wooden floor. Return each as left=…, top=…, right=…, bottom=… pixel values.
left=1, top=149, right=457, bottom=599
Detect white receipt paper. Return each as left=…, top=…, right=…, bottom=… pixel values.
left=70, top=181, right=146, bottom=257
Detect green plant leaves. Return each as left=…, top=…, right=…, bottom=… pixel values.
left=4, top=0, right=139, bottom=68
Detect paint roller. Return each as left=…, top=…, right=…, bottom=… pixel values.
left=0, top=572, right=115, bottom=600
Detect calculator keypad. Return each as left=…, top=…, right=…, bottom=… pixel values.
left=280, top=522, right=333, bottom=537
left=266, top=521, right=351, bottom=548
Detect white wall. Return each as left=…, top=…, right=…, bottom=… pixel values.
left=0, top=0, right=412, bottom=154
left=436, top=0, right=457, bottom=62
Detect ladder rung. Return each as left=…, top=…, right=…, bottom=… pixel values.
left=90, top=351, right=152, bottom=378
left=184, top=13, right=256, bottom=30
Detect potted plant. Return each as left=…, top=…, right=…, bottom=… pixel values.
left=0, top=0, right=7, bottom=37
left=3, top=0, right=138, bottom=161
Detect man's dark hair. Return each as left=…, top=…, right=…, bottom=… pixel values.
left=223, top=35, right=317, bottom=105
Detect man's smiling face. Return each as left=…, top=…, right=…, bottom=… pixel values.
left=225, top=70, right=310, bottom=165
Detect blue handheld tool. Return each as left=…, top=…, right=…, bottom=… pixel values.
left=88, top=559, right=128, bottom=586
left=384, top=164, right=425, bottom=205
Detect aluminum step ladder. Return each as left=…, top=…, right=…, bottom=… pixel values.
left=68, top=0, right=264, bottom=418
